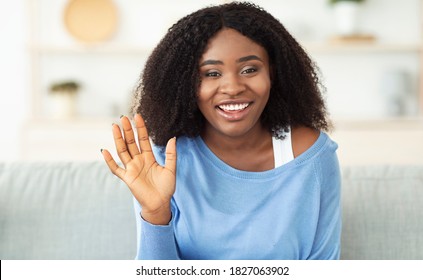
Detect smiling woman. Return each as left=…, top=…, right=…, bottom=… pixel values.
left=198, top=28, right=271, bottom=148
left=101, top=1, right=341, bottom=260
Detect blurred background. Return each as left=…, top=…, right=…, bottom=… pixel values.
left=1, top=0, right=422, bottom=165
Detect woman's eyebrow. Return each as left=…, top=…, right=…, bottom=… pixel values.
left=199, top=55, right=263, bottom=67
left=199, top=59, right=223, bottom=67
left=236, top=55, right=263, bottom=63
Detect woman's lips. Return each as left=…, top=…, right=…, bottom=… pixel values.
left=215, top=102, right=252, bottom=121
left=218, top=102, right=250, bottom=111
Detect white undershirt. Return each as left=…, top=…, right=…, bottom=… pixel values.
left=272, top=127, right=294, bottom=168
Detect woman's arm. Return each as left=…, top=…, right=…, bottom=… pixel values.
left=133, top=198, right=180, bottom=259
left=308, top=141, right=342, bottom=260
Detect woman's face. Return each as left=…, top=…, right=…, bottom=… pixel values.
left=197, top=28, right=271, bottom=139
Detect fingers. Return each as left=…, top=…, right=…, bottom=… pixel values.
left=134, top=114, right=153, bottom=154
left=120, top=115, right=140, bottom=158
left=164, top=137, right=177, bottom=174
left=112, top=123, right=132, bottom=165
left=101, top=149, right=126, bottom=179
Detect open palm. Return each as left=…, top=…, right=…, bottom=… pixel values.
left=102, top=114, right=176, bottom=224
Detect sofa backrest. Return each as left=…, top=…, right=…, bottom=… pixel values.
left=0, top=162, right=136, bottom=259
left=1, top=162, right=422, bottom=259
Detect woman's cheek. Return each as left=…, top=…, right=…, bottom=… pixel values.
left=198, top=81, right=217, bottom=100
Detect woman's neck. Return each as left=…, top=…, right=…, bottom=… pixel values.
left=201, top=123, right=274, bottom=171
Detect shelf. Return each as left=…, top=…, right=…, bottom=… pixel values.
left=304, top=42, right=422, bottom=53
left=332, top=117, right=423, bottom=131
left=30, top=42, right=422, bottom=54
left=29, top=43, right=152, bottom=54
left=26, top=117, right=116, bottom=126
left=24, top=116, right=423, bottom=132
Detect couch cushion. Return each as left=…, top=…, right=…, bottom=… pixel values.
left=0, top=161, right=136, bottom=259
left=341, top=165, right=423, bottom=259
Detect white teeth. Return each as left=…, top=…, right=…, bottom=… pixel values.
left=218, top=103, right=249, bottom=111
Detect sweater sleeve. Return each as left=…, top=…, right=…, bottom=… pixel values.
left=133, top=198, right=180, bottom=260
left=307, top=141, right=342, bottom=260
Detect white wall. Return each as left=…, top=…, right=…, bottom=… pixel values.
left=0, top=0, right=29, bottom=161
left=0, top=0, right=422, bottom=163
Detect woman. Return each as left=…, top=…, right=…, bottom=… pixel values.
left=102, top=2, right=341, bottom=260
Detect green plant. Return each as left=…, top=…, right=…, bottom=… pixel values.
left=329, top=0, right=365, bottom=4
left=49, top=81, right=80, bottom=93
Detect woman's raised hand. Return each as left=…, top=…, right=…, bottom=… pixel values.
left=101, top=114, right=176, bottom=225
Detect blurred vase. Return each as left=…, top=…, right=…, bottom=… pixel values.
left=49, top=90, right=78, bottom=119
left=381, top=70, right=412, bottom=116
left=333, top=2, right=361, bottom=36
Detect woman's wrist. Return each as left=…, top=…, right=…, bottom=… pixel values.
left=141, top=204, right=172, bottom=225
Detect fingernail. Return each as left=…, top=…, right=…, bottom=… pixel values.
left=120, top=115, right=125, bottom=119
left=100, top=149, right=103, bottom=153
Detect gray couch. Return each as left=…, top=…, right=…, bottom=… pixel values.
left=1, top=162, right=422, bottom=259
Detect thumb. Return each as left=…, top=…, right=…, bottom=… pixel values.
left=164, top=137, right=177, bottom=174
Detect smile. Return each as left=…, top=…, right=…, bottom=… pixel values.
left=215, top=102, right=253, bottom=121
left=217, top=103, right=250, bottom=112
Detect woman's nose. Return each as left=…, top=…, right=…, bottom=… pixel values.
left=219, top=74, right=246, bottom=96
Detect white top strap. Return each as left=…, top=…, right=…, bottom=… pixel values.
left=272, top=127, right=294, bottom=168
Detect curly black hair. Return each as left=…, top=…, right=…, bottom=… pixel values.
left=133, top=1, right=330, bottom=146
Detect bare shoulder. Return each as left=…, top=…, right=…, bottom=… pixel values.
left=291, top=126, right=320, bottom=158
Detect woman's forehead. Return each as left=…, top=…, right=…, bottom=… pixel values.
left=200, top=28, right=268, bottom=61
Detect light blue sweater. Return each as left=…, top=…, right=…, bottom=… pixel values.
left=134, top=132, right=341, bottom=259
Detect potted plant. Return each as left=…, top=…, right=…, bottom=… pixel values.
left=329, top=0, right=365, bottom=3
left=49, top=80, right=81, bottom=119
left=329, top=0, right=366, bottom=36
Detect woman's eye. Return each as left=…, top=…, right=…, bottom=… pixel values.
left=205, top=71, right=221, bottom=77
left=241, top=67, right=257, bottom=74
